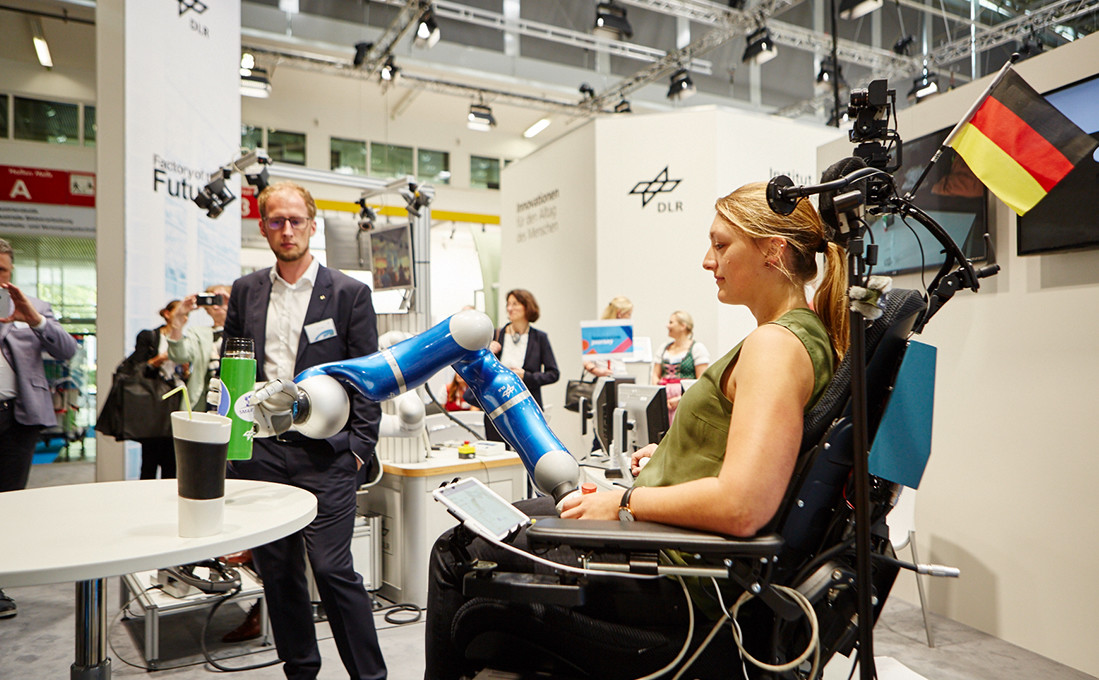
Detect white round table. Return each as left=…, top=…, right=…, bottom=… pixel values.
left=0, top=478, right=318, bottom=679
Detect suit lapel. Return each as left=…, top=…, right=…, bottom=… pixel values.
left=296, top=265, right=333, bottom=370
left=249, top=271, right=273, bottom=373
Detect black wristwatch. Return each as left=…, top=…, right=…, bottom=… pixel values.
left=618, top=486, right=636, bottom=522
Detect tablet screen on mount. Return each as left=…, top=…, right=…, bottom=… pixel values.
left=433, top=477, right=531, bottom=541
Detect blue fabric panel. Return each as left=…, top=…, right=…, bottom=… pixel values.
left=868, top=340, right=936, bottom=489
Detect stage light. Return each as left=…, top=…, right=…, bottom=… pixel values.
left=908, top=70, right=939, bottom=102
left=523, top=118, right=551, bottom=139
left=29, top=17, right=52, bottom=69
left=240, top=67, right=272, bottom=98
left=415, top=6, right=441, bottom=49
left=245, top=165, right=270, bottom=193
left=614, top=99, right=632, bottom=114
left=816, top=57, right=843, bottom=84
left=666, top=68, right=696, bottom=101
left=593, top=2, right=632, bottom=40
left=468, top=103, right=496, bottom=132
left=355, top=198, right=377, bottom=231
left=742, top=27, right=777, bottom=66
left=839, top=0, right=883, bottom=20
left=380, top=55, right=400, bottom=83
left=353, top=41, right=372, bottom=68
left=194, top=171, right=236, bottom=219
left=893, top=34, right=915, bottom=56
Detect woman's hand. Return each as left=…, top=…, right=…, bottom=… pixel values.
left=559, top=489, right=621, bottom=520
left=667, top=394, right=681, bottom=411
left=489, top=340, right=502, bottom=354
left=148, top=352, right=168, bottom=368
left=631, top=443, right=657, bottom=476
left=585, top=361, right=612, bottom=377
left=511, top=367, right=525, bottom=380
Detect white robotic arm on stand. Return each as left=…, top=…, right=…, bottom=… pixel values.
left=250, top=310, right=580, bottom=501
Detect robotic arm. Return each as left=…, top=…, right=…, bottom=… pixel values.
left=252, top=310, right=580, bottom=502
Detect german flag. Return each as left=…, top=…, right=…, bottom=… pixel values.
left=947, top=68, right=1098, bottom=216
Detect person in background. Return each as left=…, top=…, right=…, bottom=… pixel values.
left=224, top=180, right=386, bottom=680
left=470, top=289, right=559, bottom=444
left=444, top=374, right=477, bottom=412
left=0, top=237, right=79, bottom=620
left=165, top=284, right=231, bottom=413
left=652, top=310, right=710, bottom=420
left=131, top=300, right=187, bottom=480
left=424, top=180, right=848, bottom=679
left=582, top=295, right=633, bottom=378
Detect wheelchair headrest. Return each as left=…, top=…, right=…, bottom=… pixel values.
left=801, top=289, right=926, bottom=453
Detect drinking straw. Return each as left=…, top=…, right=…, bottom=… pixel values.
left=162, top=384, right=192, bottom=419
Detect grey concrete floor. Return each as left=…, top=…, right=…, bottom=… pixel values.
left=1, top=461, right=1094, bottom=680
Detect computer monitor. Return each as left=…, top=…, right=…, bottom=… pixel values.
left=591, top=376, right=634, bottom=453
left=616, top=384, right=669, bottom=452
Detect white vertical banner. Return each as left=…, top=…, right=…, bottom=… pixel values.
left=125, top=0, right=241, bottom=340
left=122, top=0, right=241, bottom=477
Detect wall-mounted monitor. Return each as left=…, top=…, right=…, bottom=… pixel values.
left=1016, top=73, right=1099, bottom=256
left=369, top=223, right=414, bottom=292
left=867, top=126, right=990, bottom=275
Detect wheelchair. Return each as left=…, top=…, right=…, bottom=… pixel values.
left=440, top=288, right=933, bottom=680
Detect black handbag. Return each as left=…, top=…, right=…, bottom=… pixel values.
left=95, top=357, right=182, bottom=441
left=563, top=372, right=597, bottom=413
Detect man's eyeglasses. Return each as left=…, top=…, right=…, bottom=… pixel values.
left=264, top=216, right=312, bottom=231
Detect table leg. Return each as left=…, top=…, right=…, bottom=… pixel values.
left=72, top=578, right=110, bottom=680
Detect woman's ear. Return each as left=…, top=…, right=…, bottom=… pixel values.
left=763, top=237, right=787, bottom=263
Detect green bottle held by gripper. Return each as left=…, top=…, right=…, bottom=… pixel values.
left=219, top=337, right=257, bottom=460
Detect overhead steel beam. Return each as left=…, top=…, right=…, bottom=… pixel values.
left=360, top=0, right=424, bottom=76
left=928, top=0, right=1099, bottom=67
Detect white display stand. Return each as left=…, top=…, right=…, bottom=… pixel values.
left=361, top=445, right=528, bottom=607
left=120, top=568, right=268, bottom=667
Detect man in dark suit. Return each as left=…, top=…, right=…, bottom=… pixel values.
left=224, top=182, right=386, bottom=680
left=0, top=237, right=79, bottom=618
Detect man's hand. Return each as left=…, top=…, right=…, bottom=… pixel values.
left=251, top=379, right=301, bottom=438
left=0, top=283, right=43, bottom=326
left=558, top=489, right=621, bottom=520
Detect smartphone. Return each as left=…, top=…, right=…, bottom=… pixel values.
left=432, top=477, right=531, bottom=541
left=195, top=293, right=224, bottom=307
left=0, top=287, right=10, bottom=317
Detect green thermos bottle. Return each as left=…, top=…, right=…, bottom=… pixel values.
left=220, top=337, right=257, bottom=460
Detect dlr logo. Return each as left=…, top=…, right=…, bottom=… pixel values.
left=657, top=201, right=683, bottom=213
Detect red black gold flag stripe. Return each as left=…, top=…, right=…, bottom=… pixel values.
left=947, top=68, right=1098, bottom=216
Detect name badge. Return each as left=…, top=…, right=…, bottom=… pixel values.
left=304, top=318, right=337, bottom=343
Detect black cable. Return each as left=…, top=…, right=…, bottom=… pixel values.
left=200, top=586, right=282, bottom=672
left=423, top=381, right=482, bottom=440
left=382, top=602, right=423, bottom=625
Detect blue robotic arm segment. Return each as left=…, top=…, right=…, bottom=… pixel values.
left=454, top=351, right=579, bottom=502
left=295, top=310, right=494, bottom=402
left=285, top=310, right=578, bottom=501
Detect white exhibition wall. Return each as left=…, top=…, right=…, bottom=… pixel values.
left=97, top=0, right=242, bottom=479
left=501, top=107, right=838, bottom=458
left=818, top=32, right=1099, bottom=676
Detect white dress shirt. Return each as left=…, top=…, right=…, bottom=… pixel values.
left=264, top=257, right=320, bottom=381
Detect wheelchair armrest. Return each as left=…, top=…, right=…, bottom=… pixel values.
left=527, top=518, right=784, bottom=557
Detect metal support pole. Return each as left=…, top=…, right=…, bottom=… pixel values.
left=848, top=237, right=876, bottom=680
left=72, top=578, right=110, bottom=680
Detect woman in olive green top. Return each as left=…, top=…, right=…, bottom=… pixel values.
left=424, top=181, right=850, bottom=680
left=559, top=181, right=849, bottom=536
